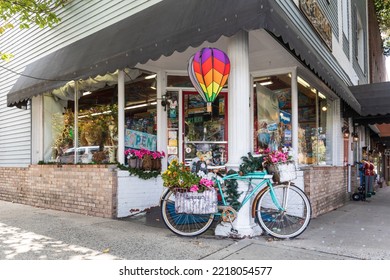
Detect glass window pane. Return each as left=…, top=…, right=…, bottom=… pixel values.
left=297, top=78, right=317, bottom=165
left=297, top=78, right=332, bottom=165
left=253, top=74, right=292, bottom=153
left=167, top=75, right=193, bottom=87
left=124, top=72, right=158, bottom=162
left=44, top=72, right=119, bottom=163
left=183, top=92, right=228, bottom=166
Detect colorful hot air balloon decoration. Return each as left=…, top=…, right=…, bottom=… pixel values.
left=188, top=48, right=230, bottom=112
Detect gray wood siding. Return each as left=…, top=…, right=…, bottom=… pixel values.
left=351, top=0, right=368, bottom=83
left=0, top=0, right=161, bottom=166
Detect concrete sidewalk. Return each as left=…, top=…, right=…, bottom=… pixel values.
left=1, top=186, right=390, bottom=260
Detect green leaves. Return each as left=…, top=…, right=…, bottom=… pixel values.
left=239, top=152, right=264, bottom=175
left=0, top=0, right=67, bottom=61
left=0, top=52, right=14, bottom=61
left=374, top=0, right=390, bottom=56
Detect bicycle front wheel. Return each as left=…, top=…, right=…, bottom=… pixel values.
left=255, top=184, right=311, bottom=239
left=160, top=190, right=215, bottom=237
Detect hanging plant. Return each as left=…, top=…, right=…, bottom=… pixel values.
left=239, top=152, right=264, bottom=175
left=223, top=169, right=242, bottom=211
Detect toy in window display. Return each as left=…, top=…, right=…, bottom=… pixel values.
left=191, top=151, right=213, bottom=174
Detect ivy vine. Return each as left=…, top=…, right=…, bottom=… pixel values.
left=117, top=164, right=161, bottom=180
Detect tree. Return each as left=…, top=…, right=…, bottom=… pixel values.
left=374, top=0, right=390, bottom=56
left=0, top=0, right=67, bottom=61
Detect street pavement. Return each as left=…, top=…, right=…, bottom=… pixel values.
left=1, top=186, right=390, bottom=260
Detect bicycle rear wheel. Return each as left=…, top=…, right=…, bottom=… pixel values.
left=160, top=190, right=215, bottom=237
left=255, top=184, right=311, bottom=239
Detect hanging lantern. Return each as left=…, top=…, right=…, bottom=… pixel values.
left=188, top=48, right=230, bottom=112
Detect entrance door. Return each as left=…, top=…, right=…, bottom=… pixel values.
left=182, top=91, right=228, bottom=168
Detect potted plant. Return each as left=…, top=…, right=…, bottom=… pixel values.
left=261, top=148, right=296, bottom=183
left=125, top=149, right=138, bottom=168
left=151, top=150, right=165, bottom=171
left=161, top=160, right=217, bottom=214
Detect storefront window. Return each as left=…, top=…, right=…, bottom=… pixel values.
left=124, top=72, right=158, bottom=162
left=183, top=91, right=228, bottom=167
left=44, top=80, right=119, bottom=163
left=44, top=69, right=152, bottom=164
left=167, top=75, right=193, bottom=87
left=253, top=74, right=292, bottom=153
left=253, top=74, right=332, bottom=165
left=297, top=77, right=332, bottom=165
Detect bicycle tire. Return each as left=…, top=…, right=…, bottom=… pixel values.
left=255, top=184, right=311, bottom=239
left=160, top=190, right=215, bottom=237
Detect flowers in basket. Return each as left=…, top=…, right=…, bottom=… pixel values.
left=162, top=160, right=218, bottom=214
left=161, top=160, right=215, bottom=193
left=261, top=148, right=296, bottom=183
left=261, top=148, right=292, bottom=165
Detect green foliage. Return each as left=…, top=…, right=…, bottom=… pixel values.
left=127, top=167, right=161, bottom=180
left=239, top=153, right=264, bottom=175
left=374, top=0, right=390, bottom=56
left=161, top=160, right=199, bottom=191
left=0, top=0, right=68, bottom=60
left=223, top=169, right=242, bottom=211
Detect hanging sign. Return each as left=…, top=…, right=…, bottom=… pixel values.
left=188, top=48, right=230, bottom=112
left=125, top=129, right=157, bottom=151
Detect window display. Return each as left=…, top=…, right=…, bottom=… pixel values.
left=253, top=74, right=292, bottom=153
left=124, top=73, right=158, bottom=163
left=44, top=69, right=158, bottom=164
left=297, top=77, right=331, bottom=165
left=183, top=91, right=228, bottom=167
left=253, top=74, right=332, bottom=166
left=166, top=91, right=180, bottom=164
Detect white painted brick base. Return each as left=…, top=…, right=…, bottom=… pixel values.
left=117, top=170, right=164, bottom=218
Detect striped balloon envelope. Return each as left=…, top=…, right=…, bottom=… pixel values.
left=188, top=48, right=230, bottom=112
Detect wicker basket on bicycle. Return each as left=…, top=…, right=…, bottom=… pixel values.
left=266, top=161, right=297, bottom=183
left=174, top=188, right=218, bottom=214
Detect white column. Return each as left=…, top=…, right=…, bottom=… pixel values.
left=226, top=30, right=251, bottom=168
left=156, top=71, right=168, bottom=171
left=118, top=70, right=125, bottom=164
left=73, top=82, right=79, bottom=164
left=291, top=68, right=298, bottom=162
left=31, top=96, right=44, bottom=164
left=215, top=30, right=262, bottom=238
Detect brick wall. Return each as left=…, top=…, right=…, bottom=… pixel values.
left=302, top=166, right=349, bottom=218
left=0, top=165, right=117, bottom=218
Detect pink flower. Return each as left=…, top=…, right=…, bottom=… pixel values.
left=190, top=185, right=199, bottom=192
left=200, top=178, right=214, bottom=188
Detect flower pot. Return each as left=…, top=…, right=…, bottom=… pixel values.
left=129, top=158, right=137, bottom=168
left=136, top=158, right=143, bottom=169
left=142, top=155, right=153, bottom=171
left=152, top=158, right=162, bottom=171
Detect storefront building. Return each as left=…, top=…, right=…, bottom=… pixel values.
left=0, top=0, right=385, bottom=236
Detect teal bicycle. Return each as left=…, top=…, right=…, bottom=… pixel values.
left=160, top=169, right=311, bottom=239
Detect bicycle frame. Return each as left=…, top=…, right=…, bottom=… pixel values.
left=215, top=171, right=285, bottom=216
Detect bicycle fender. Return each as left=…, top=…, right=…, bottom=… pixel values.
left=251, top=186, right=269, bottom=218
left=159, top=187, right=170, bottom=207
